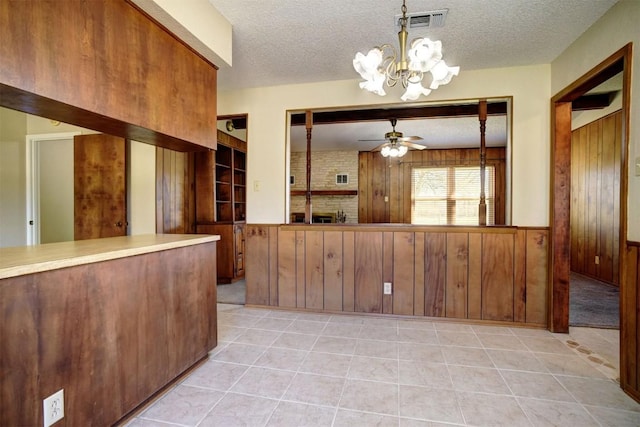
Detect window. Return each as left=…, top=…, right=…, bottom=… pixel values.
left=412, top=166, right=495, bottom=225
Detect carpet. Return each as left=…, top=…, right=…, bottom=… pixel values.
left=570, top=272, right=619, bottom=329
left=217, top=280, right=246, bottom=305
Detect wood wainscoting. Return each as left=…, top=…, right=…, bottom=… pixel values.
left=570, top=110, right=622, bottom=285
left=246, top=224, right=548, bottom=326
left=622, top=241, right=640, bottom=401
left=156, top=148, right=196, bottom=234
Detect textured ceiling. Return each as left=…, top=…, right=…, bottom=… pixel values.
left=207, top=0, right=618, bottom=151
left=209, top=0, right=618, bottom=92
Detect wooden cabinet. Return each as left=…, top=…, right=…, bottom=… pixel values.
left=197, top=223, right=245, bottom=283
left=196, top=130, right=247, bottom=283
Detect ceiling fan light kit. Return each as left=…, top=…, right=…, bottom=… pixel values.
left=353, top=0, right=459, bottom=101
left=365, top=118, right=426, bottom=158
left=381, top=144, right=408, bottom=158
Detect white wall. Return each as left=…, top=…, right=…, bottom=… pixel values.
left=128, top=141, right=157, bottom=235
left=39, top=138, right=74, bottom=243
left=218, top=64, right=550, bottom=226
left=0, top=107, right=27, bottom=247
left=551, top=0, right=639, bottom=241
left=27, top=115, right=88, bottom=135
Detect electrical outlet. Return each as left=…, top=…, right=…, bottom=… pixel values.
left=595, top=255, right=600, bottom=265
left=384, top=282, right=392, bottom=295
left=43, top=389, right=64, bottom=427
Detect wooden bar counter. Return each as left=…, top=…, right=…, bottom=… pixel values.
left=0, top=234, right=219, bottom=426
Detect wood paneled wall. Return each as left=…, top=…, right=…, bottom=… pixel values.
left=0, top=0, right=217, bottom=151
left=0, top=242, right=217, bottom=426
left=622, top=241, right=640, bottom=402
left=358, top=148, right=506, bottom=224
left=246, top=224, right=548, bottom=326
left=570, top=111, right=622, bottom=285
left=156, top=148, right=196, bottom=233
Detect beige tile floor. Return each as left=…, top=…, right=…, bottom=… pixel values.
left=124, top=304, right=640, bottom=427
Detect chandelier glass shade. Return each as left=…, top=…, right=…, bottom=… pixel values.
left=353, top=1, right=459, bottom=101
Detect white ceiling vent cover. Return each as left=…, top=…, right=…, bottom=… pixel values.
left=395, top=9, right=448, bottom=29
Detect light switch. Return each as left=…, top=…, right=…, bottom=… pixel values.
left=635, top=157, right=640, bottom=176
left=253, top=180, right=261, bottom=192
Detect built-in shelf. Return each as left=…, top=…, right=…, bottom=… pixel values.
left=195, top=128, right=247, bottom=284
left=290, top=190, right=358, bottom=196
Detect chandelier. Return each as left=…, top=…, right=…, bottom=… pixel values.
left=353, top=0, right=459, bottom=101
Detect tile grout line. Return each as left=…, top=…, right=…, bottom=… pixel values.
left=482, top=329, right=538, bottom=427
left=196, top=307, right=277, bottom=427
left=263, top=314, right=330, bottom=425
left=134, top=304, right=638, bottom=426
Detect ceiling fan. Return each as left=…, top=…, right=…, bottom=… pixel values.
left=360, top=118, right=426, bottom=157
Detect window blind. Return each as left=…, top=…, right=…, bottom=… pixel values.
left=411, top=166, right=496, bottom=225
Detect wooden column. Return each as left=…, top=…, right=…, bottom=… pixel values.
left=550, top=101, right=572, bottom=333
left=478, top=100, right=488, bottom=225
left=305, top=111, right=313, bottom=223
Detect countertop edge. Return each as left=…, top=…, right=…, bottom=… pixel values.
left=0, top=234, right=220, bottom=280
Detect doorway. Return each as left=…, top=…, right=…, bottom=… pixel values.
left=569, top=102, right=623, bottom=330
left=26, top=132, right=79, bottom=245
left=26, top=132, right=131, bottom=244
left=550, top=43, right=631, bottom=393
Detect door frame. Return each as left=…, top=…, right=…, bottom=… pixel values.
left=550, top=41, right=631, bottom=373
left=25, top=132, right=80, bottom=245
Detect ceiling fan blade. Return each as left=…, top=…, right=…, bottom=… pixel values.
left=397, top=135, right=423, bottom=142
left=403, top=142, right=427, bottom=150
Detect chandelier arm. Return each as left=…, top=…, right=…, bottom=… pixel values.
left=407, top=70, right=424, bottom=84
left=378, top=44, right=397, bottom=68
left=385, top=61, right=400, bottom=87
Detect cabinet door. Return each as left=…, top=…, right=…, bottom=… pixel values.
left=234, top=224, right=245, bottom=277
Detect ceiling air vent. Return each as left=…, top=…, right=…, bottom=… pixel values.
left=395, top=9, right=448, bottom=29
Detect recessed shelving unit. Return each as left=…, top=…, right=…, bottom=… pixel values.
left=195, top=128, right=248, bottom=284
left=215, top=144, right=233, bottom=222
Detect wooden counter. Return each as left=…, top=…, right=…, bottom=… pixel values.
left=0, top=234, right=219, bottom=426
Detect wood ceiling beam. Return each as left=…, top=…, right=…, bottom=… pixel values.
left=290, top=102, right=508, bottom=126
left=572, top=91, right=618, bottom=111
